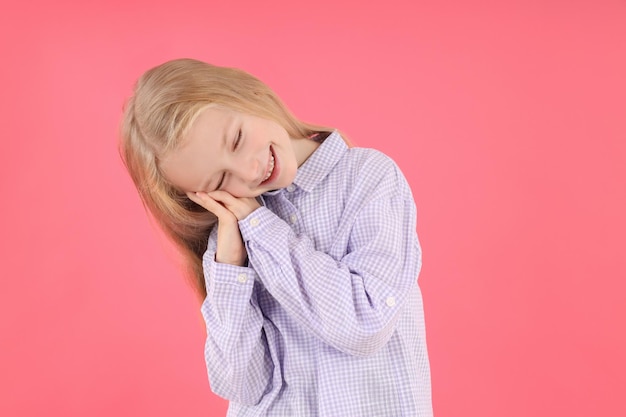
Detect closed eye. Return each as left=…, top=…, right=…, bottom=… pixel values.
left=233, top=128, right=242, bottom=150
left=215, top=129, right=241, bottom=190
left=215, top=172, right=225, bottom=191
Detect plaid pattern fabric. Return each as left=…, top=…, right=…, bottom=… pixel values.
left=201, top=132, right=432, bottom=416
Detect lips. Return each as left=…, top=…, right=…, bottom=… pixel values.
left=262, top=150, right=275, bottom=182
left=260, top=146, right=278, bottom=186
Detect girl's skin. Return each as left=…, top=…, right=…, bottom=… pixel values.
left=160, top=105, right=321, bottom=267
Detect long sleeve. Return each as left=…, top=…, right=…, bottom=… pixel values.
left=201, top=230, right=275, bottom=405
left=199, top=133, right=432, bottom=417
left=239, top=155, right=421, bottom=357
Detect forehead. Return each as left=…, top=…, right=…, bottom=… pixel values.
left=159, top=105, right=236, bottom=191
left=186, top=105, right=235, bottom=138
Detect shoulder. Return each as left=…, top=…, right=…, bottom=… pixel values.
left=338, top=146, right=412, bottom=199
left=345, top=146, right=395, bottom=171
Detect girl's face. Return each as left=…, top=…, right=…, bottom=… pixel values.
left=161, top=106, right=305, bottom=198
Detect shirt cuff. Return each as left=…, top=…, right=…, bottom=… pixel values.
left=238, top=206, right=284, bottom=242
left=203, top=249, right=258, bottom=290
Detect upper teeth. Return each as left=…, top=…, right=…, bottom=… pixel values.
left=262, top=153, right=275, bottom=182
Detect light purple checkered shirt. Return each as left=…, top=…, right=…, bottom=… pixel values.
left=201, top=131, right=432, bottom=416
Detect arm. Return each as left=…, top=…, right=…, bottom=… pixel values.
left=239, top=160, right=421, bottom=357
left=187, top=193, right=273, bottom=405
left=200, top=238, right=274, bottom=405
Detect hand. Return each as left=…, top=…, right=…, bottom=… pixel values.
left=203, top=191, right=261, bottom=221
left=187, top=191, right=261, bottom=266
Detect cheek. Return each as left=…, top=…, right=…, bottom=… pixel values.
left=229, top=186, right=262, bottom=198
left=281, top=160, right=298, bottom=184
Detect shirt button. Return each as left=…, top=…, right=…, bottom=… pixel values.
left=289, top=214, right=297, bottom=224
left=249, top=217, right=260, bottom=227
left=237, top=273, right=248, bottom=283
left=385, top=296, right=396, bottom=307
left=286, top=184, right=296, bottom=192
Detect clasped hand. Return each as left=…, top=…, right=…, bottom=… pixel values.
left=187, top=191, right=261, bottom=266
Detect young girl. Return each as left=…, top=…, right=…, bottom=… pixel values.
left=120, top=58, right=432, bottom=416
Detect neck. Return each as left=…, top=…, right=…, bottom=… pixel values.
left=293, top=137, right=321, bottom=167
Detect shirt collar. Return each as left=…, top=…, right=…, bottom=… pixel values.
left=261, top=131, right=347, bottom=198
left=292, top=130, right=347, bottom=193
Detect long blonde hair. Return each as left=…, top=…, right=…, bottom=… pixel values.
left=119, top=58, right=333, bottom=299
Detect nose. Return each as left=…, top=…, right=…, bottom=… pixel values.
left=232, top=155, right=262, bottom=185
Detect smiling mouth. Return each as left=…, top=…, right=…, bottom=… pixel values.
left=261, top=147, right=275, bottom=184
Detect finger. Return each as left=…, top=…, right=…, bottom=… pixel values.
left=207, top=190, right=240, bottom=206
left=186, top=191, right=204, bottom=206
left=208, top=191, right=260, bottom=210
left=207, top=191, right=248, bottom=217
left=188, top=192, right=236, bottom=221
left=187, top=191, right=212, bottom=209
left=209, top=191, right=260, bottom=220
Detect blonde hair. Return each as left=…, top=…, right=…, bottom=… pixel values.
left=119, top=58, right=333, bottom=299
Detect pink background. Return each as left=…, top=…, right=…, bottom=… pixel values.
left=1, top=1, right=625, bottom=416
